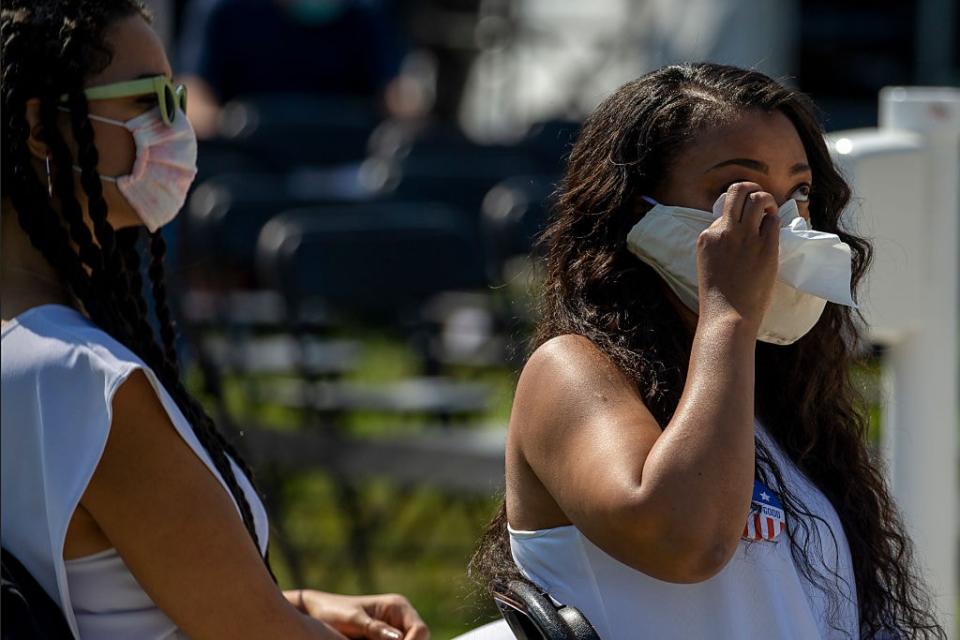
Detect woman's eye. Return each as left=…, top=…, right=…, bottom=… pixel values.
left=791, top=184, right=811, bottom=202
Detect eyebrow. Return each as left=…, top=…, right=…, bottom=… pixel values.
left=706, top=158, right=811, bottom=175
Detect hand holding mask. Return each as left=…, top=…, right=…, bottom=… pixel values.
left=626, top=193, right=856, bottom=345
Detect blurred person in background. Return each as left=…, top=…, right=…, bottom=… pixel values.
left=470, top=63, right=945, bottom=639
left=177, top=0, right=413, bottom=138
left=0, top=2, right=430, bottom=638
left=391, top=0, right=482, bottom=123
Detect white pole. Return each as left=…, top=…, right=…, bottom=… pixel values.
left=880, top=86, right=960, bottom=637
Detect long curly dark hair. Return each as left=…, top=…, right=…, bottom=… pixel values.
left=1, top=0, right=271, bottom=574
left=470, top=63, right=944, bottom=638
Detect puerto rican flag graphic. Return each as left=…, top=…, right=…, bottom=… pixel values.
left=742, top=479, right=786, bottom=542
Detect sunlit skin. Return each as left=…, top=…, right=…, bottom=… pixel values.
left=653, top=110, right=812, bottom=215
left=505, top=109, right=809, bottom=583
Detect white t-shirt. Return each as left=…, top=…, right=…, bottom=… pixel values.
left=509, top=421, right=859, bottom=640
left=1, top=304, right=269, bottom=639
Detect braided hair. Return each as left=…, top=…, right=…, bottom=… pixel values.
left=1, top=0, right=272, bottom=576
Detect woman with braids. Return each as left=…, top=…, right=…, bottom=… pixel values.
left=470, top=64, right=945, bottom=639
left=0, top=2, right=429, bottom=639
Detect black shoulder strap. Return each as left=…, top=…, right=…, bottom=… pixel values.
left=1, top=548, right=74, bottom=639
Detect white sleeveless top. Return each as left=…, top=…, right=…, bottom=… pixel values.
left=1, top=304, right=269, bottom=639
left=509, top=421, right=859, bottom=640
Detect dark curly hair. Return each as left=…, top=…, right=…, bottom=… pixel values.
left=1, top=0, right=272, bottom=575
left=470, top=63, right=944, bottom=638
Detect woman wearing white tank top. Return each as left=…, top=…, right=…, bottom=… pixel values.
left=470, top=65, right=944, bottom=639
left=0, top=3, right=428, bottom=638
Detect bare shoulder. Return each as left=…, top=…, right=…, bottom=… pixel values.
left=109, top=369, right=182, bottom=459
left=517, top=334, right=643, bottom=410
left=511, top=334, right=649, bottom=445
left=114, top=367, right=157, bottom=410
left=507, top=334, right=664, bottom=534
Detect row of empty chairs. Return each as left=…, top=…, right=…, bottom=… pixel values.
left=171, top=94, right=580, bottom=590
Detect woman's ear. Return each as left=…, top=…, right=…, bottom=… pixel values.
left=24, top=98, right=49, bottom=161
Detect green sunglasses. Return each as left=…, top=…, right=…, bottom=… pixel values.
left=59, top=75, right=187, bottom=127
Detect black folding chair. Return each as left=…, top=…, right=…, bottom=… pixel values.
left=251, top=203, right=500, bottom=588
left=521, top=119, right=581, bottom=174
left=367, top=121, right=539, bottom=221
left=386, top=153, right=539, bottom=221
left=256, top=202, right=488, bottom=318
left=480, top=174, right=557, bottom=284
left=218, top=94, right=380, bottom=168
left=184, top=169, right=385, bottom=281
left=494, top=581, right=600, bottom=640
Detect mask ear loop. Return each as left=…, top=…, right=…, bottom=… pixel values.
left=45, top=154, right=53, bottom=198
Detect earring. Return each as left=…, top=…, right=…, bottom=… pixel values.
left=45, top=154, right=53, bottom=198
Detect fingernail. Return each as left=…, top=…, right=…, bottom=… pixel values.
left=381, top=629, right=402, bottom=640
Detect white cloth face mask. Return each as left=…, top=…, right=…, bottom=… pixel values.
left=64, top=106, right=198, bottom=232
left=626, top=193, right=857, bottom=345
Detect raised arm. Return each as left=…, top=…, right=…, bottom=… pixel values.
left=509, top=183, right=780, bottom=583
